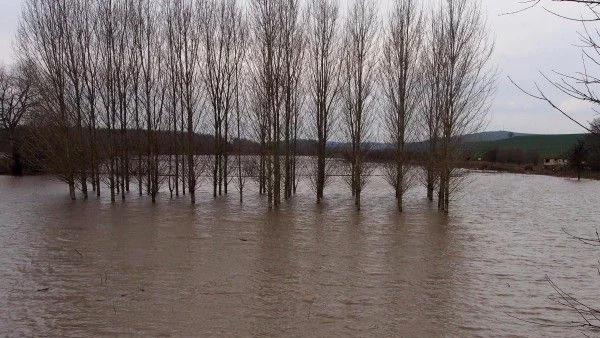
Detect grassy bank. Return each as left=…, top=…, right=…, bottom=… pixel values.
left=469, top=134, right=585, bottom=158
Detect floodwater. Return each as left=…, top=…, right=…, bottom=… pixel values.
left=1, top=172, right=599, bottom=337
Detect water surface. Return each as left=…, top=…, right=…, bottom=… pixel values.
left=1, top=173, right=599, bottom=337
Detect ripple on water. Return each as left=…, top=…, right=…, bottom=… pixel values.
left=0, top=173, right=599, bottom=337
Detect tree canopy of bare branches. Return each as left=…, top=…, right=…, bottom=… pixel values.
left=249, top=0, right=303, bottom=209
left=342, top=0, right=378, bottom=211
left=381, top=0, right=423, bottom=212
left=201, top=0, right=246, bottom=199
left=11, top=0, right=496, bottom=213
left=427, top=0, right=495, bottom=212
left=0, top=63, right=33, bottom=176
left=306, top=0, right=341, bottom=203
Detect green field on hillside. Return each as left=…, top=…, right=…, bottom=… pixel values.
left=469, top=134, right=586, bottom=158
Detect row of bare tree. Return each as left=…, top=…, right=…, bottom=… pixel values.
left=6, top=0, right=494, bottom=212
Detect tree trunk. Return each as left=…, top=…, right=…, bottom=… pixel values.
left=188, top=114, right=195, bottom=204
left=69, top=179, right=76, bottom=201
left=316, top=148, right=325, bottom=203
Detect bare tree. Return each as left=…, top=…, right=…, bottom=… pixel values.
left=281, top=0, right=304, bottom=200
left=127, top=0, right=145, bottom=197
left=248, top=71, right=269, bottom=196
left=249, top=0, right=286, bottom=209
left=232, top=4, right=249, bottom=202
left=138, top=0, right=167, bottom=203
left=201, top=0, right=245, bottom=200
left=433, top=0, right=495, bottom=212
left=61, top=0, right=91, bottom=199
left=96, top=0, right=126, bottom=202
left=19, top=0, right=81, bottom=200
left=568, top=138, right=587, bottom=180
left=164, top=0, right=181, bottom=198
left=170, top=0, right=202, bottom=204
left=234, top=65, right=248, bottom=202
left=342, top=0, right=378, bottom=210
left=420, top=6, right=444, bottom=202
left=380, top=0, right=423, bottom=212
left=79, top=0, right=102, bottom=197
left=306, top=0, right=341, bottom=203
left=0, top=63, right=33, bottom=176
left=507, top=1, right=600, bottom=139
left=507, top=0, right=600, bottom=18
left=17, top=0, right=202, bottom=203
left=114, top=1, right=136, bottom=200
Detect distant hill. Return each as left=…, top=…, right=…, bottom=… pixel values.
left=461, top=131, right=530, bottom=143
left=345, top=130, right=588, bottom=160
left=404, top=130, right=531, bottom=152
left=468, top=133, right=586, bottom=158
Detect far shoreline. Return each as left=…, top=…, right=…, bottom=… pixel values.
left=461, top=161, right=600, bottom=181
left=2, top=159, right=598, bottom=181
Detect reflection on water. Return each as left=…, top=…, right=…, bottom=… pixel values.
left=1, top=173, right=599, bottom=337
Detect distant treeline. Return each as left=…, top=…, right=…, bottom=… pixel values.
left=0, top=126, right=425, bottom=170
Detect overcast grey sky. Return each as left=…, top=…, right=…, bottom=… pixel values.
left=0, top=0, right=596, bottom=134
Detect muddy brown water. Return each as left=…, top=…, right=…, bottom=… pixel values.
left=0, top=173, right=599, bottom=337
